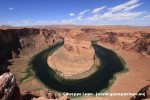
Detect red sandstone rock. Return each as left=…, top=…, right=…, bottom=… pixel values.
left=64, top=29, right=95, bottom=57
left=0, top=28, right=59, bottom=60
left=48, top=29, right=95, bottom=77
left=1, top=26, right=150, bottom=100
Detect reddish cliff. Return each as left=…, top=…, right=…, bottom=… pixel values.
left=0, top=28, right=59, bottom=77
left=0, top=28, right=60, bottom=100
left=0, top=28, right=59, bottom=60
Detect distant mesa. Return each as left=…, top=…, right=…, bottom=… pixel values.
left=47, top=29, right=95, bottom=77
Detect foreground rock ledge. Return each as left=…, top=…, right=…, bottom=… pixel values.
left=47, top=29, right=95, bottom=77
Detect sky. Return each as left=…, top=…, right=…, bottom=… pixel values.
left=0, top=0, right=150, bottom=26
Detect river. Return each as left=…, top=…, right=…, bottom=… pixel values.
left=29, top=41, right=127, bottom=93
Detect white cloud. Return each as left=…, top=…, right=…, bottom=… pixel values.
left=86, top=11, right=145, bottom=21
left=86, top=0, right=145, bottom=21
left=86, top=14, right=101, bottom=21
left=69, top=13, right=75, bottom=16
left=8, top=7, right=14, bottom=10
left=108, top=0, right=139, bottom=13
left=59, top=9, right=91, bottom=24
left=23, top=19, right=31, bottom=24
left=61, top=19, right=74, bottom=24
left=35, top=20, right=58, bottom=25
left=5, top=20, right=59, bottom=26
left=103, top=12, right=145, bottom=20
left=144, top=15, right=150, bottom=18
left=3, top=0, right=150, bottom=26
left=79, top=9, right=90, bottom=15
left=123, top=3, right=143, bottom=12
left=92, top=6, right=106, bottom=13
left=125, top=0, right=139, bottom=5
left=77, top=9, right=90, bottom=20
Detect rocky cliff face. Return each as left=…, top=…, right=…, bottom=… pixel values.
left=133, top=33, right=150, bottom=55
left=0, top=72, right=21, bottom=100
left=99, top=32, right=118, bottom=44
left=81, top=27, right=150, bottom=56
left=0, top=28, right=59, bottom=79
left=0, top=28, right=59, bottom=61
left=64, top=29, right=95, bottom=58
left=0, top=28, right=60, bottom=100
left=0, top=72, right=68, bottom=100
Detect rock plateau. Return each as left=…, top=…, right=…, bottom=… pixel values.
left=47, top=29, right=95, bottom=77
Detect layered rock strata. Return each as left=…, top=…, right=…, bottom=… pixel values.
left=0, top=28, right=59, bottom=61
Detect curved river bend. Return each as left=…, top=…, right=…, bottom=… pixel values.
left=29, top=41, right=127, bottom=93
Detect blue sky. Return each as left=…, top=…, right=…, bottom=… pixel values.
left=0, top=0, right=150, bottom=26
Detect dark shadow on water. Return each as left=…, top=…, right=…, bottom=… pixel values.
left=29, top=42, right=127, bottom=93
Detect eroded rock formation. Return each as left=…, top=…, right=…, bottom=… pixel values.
left=0, top=72, right=17, bottom=100
left=0, top=28, right=59, bottom=61
left=64, top=29, right=95, bottom=58
left=100, top=32, right=118, bottom=44
left=48, top=29, right=95, bottom=77
left=133, top=33, right=150, bottom=55
left=0, top=28, right=61, bottom=100
left=0, top=72, right=69, bottom=100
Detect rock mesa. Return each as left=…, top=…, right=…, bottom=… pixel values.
left=48, top=29, right=95, bottom=77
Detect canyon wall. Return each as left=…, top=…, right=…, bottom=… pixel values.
left=0, top=28, right=60, bottom=100
left=64, top=29, right=95, bottom=58
left=0, top=27, right=60, bottom=79
left=80, top=27, right=150, bottom=56
left=0, top=26, right=150, bottom=99
left=0, top=28, right=59, bottom=62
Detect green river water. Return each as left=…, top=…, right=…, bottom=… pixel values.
left=28, top=41, right=127, bottom=94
